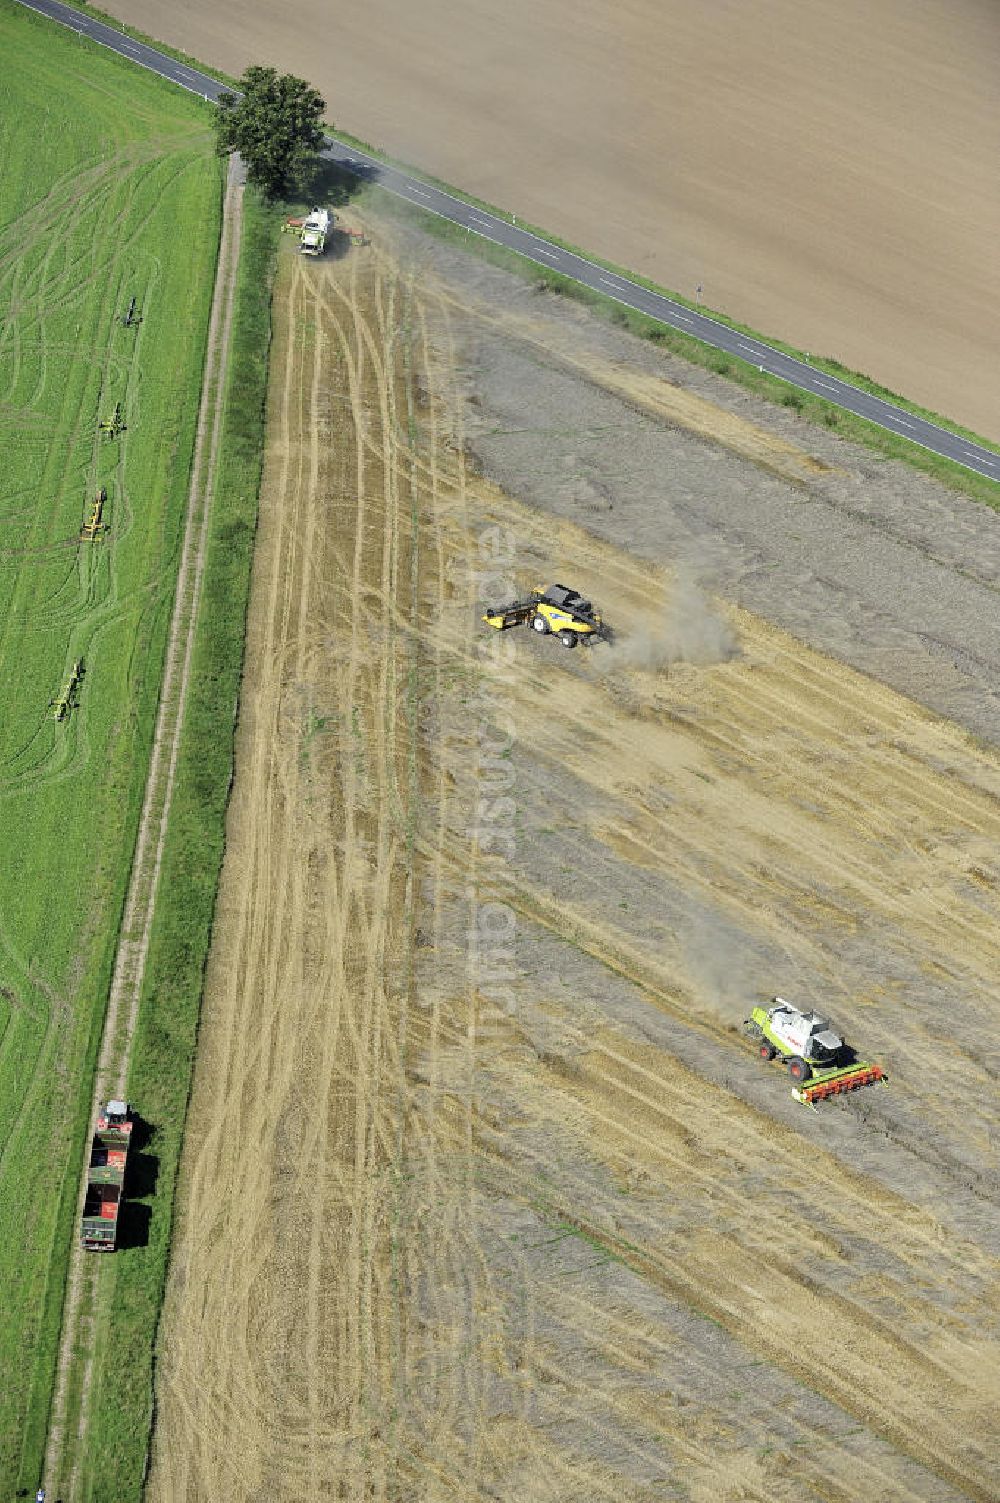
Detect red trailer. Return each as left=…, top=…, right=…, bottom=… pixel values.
left=81, top=1101, right=133, bottom=1251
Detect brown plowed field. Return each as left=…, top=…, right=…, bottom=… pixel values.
left=149, top=228, right=1000, bottom=1500
left=102, top=0, right=1000, bottom=439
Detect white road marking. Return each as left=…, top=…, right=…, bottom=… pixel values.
left=891, top=417, right=915, bottom=430
left=411, top=186, right=430, bottom=199
left=738, top=342, right=758, bottom=354
left=600, top=276, right=623, bottom=289
left=536, top=247, right=558, bottom=260
left=815, top=379, right=838, bottom=391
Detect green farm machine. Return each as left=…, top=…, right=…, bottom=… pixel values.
left=51, top=659, right=84, bottom=722
left=744, top=998, right=888, bottom=1106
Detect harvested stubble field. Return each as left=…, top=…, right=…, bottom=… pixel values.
left=0, top=0, right=220, bottom=1481
left=150, top=215, right=1000, bottom=1501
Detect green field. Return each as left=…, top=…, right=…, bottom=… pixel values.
left=0, top=0, right=222, bottom=1481
left=78, top=190, right=276, bottom=1502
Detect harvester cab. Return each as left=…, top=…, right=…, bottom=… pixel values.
left=744, top=997, right=888, bottom=1105
left=765, top=999, right=843, bottom=1067
left=482, top=583, right=613, bottom=649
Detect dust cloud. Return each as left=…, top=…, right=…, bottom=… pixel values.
left=607, top=567, right=738, bottom=672
left=678, top=912, right=761, bottom=1025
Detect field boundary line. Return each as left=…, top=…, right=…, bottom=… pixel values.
left=40, top=152, right=246, bottom=1503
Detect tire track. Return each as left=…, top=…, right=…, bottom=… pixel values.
left=145, top=219, right=1000, bottom=1502
left=148, top=231, right=519, bottom=1500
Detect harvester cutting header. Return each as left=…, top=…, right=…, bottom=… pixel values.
left=482, top=584, right=613, bottom=649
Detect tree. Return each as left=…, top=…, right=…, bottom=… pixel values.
left=215, top=66, right=325, bottom=199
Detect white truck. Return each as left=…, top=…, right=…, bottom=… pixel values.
left=299, top=208, right=331, bottom=256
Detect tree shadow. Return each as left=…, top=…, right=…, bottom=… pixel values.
left=301, top=158, right=363, bottom=211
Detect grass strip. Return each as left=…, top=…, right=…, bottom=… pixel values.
left=75, top=189, right=278, bottom=1503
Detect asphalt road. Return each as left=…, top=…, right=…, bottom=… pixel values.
left=15, top=0, right=1000, bottom=484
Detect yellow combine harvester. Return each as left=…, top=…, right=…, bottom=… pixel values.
left=482, top=584, right=613, bottom=649
left=80, top=487, right=107, bottom=540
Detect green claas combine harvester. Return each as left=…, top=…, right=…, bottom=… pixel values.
left=744, top=998, right=888, bottom=1106
left=81, top=1100, right=133, bottom=1251
left=482, top=583, right=613, bottom=649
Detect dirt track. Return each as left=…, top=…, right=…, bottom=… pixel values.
left=102, top=0, right=1000, bottom=440
left=149, top=231, right=1000, bottom=1501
